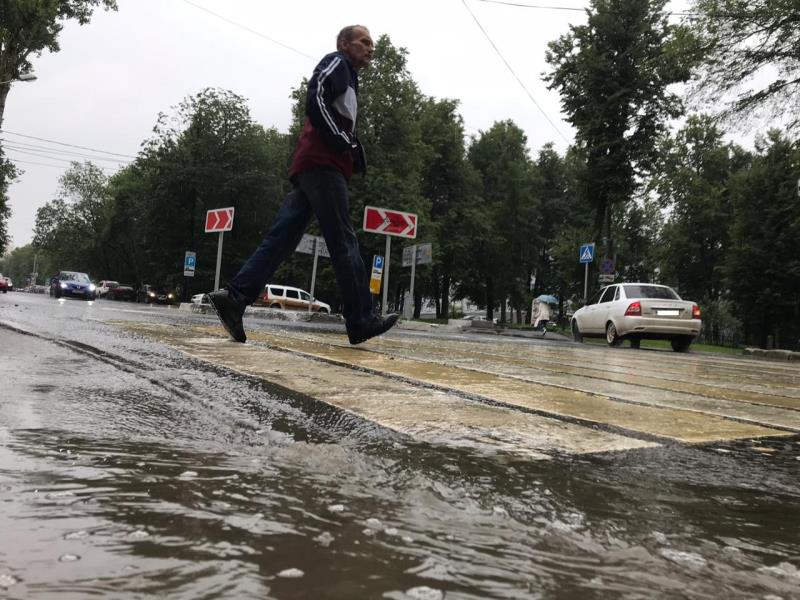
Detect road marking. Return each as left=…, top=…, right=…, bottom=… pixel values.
left=237, top=330, right=787, bottom=444
left=314, top=334, right=800, bottom=432
left=116, top=322, right=657, bottom=457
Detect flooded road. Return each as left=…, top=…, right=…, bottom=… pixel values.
left=1, top=293, right=799, bottom=599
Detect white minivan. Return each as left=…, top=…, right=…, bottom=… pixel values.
left=254, top=284, right=331, bottom=313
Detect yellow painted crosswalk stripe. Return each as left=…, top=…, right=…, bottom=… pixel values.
left=119, top=322, right=658, bottom=457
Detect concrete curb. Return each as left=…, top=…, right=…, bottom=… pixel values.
left=743, top=347, right=800, bottom=362
left=178, top=305, right=570, bottom=340
left=179, top=302, right=344, bottom=324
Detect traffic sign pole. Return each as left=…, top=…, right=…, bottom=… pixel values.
left=308, top=238, right=319, bottom=313
left=214, top=232, right=224, bottom=291
left=408, top=244, right=417, bottom=319
left=584, top=263, right=589, bottom=303
left=381, top=236, right=391, bottom=316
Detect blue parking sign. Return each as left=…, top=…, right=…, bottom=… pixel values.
left=374, top=255, right=383, bottom=269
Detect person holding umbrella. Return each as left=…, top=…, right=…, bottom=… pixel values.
left=532, top=295, right=555, bottom=334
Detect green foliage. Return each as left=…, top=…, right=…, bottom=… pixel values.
left=725, top=130, right=800, bottom=348
left=0, top=0, right=117, bottom=255
left=0, top=146, right=16, bottom=253
left=545, top=0, right=696, bottom=243
left=462, top=120, right=537, bottom=320
left=32, top=162, right=111, bottom=278
left=651, top=116, right=744, bottom=305
left=689, top=0, right=800, bottom=133
left=0, top=0, right=117, bottom=123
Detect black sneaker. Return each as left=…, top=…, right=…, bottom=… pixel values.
left=348, top=313, right=399, bottom=345
left=208, top=289, right=247, bottom=343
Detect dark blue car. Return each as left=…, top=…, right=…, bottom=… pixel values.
left=49, top=271, right=96, bottom=300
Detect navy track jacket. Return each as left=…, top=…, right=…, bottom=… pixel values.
left=289, top=51, right=366, bottom=182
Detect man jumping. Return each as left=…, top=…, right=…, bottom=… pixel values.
left=208, top=25, right=398, bottom=345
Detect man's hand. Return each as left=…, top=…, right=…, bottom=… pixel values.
left=353, top=140, right=367, bottom=176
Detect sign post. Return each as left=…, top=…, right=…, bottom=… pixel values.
left=579, top=242, right=595, bottom=303
left=183, top=251, right=196, bottom=277
left=183, top=251, right=196, bottom=303
left=205, top=207, right=235, bottom=291
left=402, top=243, right=433, bottom=318
left=363, top=206, right=418, bottom=315
left=295, top=234, right=330, bottom=312
left=370, top=255, right=384, bottom=296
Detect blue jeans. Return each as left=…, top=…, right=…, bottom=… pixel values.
left=228, top=168, right=374, bottom=331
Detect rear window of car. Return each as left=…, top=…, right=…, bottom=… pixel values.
left=268, top=286, right=284, bottom=296
left=623, top=285, right=680, bottom=300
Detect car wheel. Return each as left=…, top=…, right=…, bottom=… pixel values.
left=606, top=321, right=622, bottom=347
left=270, top=303, right=282, bottom=309
left=630, top=339, right=641, bottom=349
left=317, top=308, right=329, bottom=314
left=670, top=336, right=693, bottom=353
left=571, top=320, right=583, bottom=343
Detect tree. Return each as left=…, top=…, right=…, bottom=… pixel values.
left=544, top=0, right=695, bottom=257
left=464, top=121, right=537, bottom=322
left=688, top=0, right=800, bottom=133
left=0, top=147, right=15, bottom=253
left=725, top=130, right=800, bottom=349
left=416, top=97, right=480, bottom=318
left=650, top=115, right=748, bottom=341
left=120, top=88, right=291, bottom=292
left=0, top=0, right=117, bottom=126
left=32, top=161, right=111, bottom=276
left=0, top=0, right=116, bottom=253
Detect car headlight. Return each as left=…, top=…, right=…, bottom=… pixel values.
left=148, top=292, right=155, bottom=297
left=60, top=282, right=68, bottom=289
left=89, top=284, right=96, bottom=292
left=167, top=293, right=174, bottom=299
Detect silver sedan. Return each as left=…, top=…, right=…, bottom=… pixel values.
left=571, top=283, right=701, bottom=352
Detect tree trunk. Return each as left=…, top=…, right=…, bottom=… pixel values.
left=0, top=83, right=11, bottom=128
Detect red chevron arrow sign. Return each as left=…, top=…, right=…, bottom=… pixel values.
left=362, top=206, right=417, bottom=239
left=205, top=207, right=235, bottom=233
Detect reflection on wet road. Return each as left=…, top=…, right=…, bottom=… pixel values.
left=1, top=294, right=800, bottom=599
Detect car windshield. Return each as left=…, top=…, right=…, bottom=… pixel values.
left=62, top=272, right=90, bottom=283
left=623, top=285, right=680, bottom=300
left=106, top=281, right=119, bottom=288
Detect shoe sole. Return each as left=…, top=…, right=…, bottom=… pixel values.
left=348, top=315, right=398, bottom=345
left=209, top=295, right=247, bottom=343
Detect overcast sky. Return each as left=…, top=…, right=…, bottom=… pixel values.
left=3, top=0, right=695, bottom=249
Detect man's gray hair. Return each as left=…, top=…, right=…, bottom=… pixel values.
left=337, top=25, right=367, bottom=51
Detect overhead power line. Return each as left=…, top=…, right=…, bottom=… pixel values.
left=182, top=0, right=316, bottom=61
left=1, top=140, right=130, bottom=164
left=477, top=0, right=697, bottom=16
left=461, top=0, right=570, bottom=144
left=8, top=157, right=114, bottom=171
left=0, top=129, right=137, bottom=159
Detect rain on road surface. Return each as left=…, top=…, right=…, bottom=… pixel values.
left=1, top=292, right=799, bottom=599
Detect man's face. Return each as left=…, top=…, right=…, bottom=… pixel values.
left=342, top=27, right=374, bottom=70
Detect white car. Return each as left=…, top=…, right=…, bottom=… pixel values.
left=254, top=284, right=331, bottom=313
left=96, top=280, right=119, bottom=298
left=571, top=283, right=701, bottom=352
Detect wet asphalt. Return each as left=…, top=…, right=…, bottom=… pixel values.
left=1, top=292, right=799, bottom=600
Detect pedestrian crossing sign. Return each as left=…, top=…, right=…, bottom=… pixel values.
left=579, top=243, right=595, bottom=264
